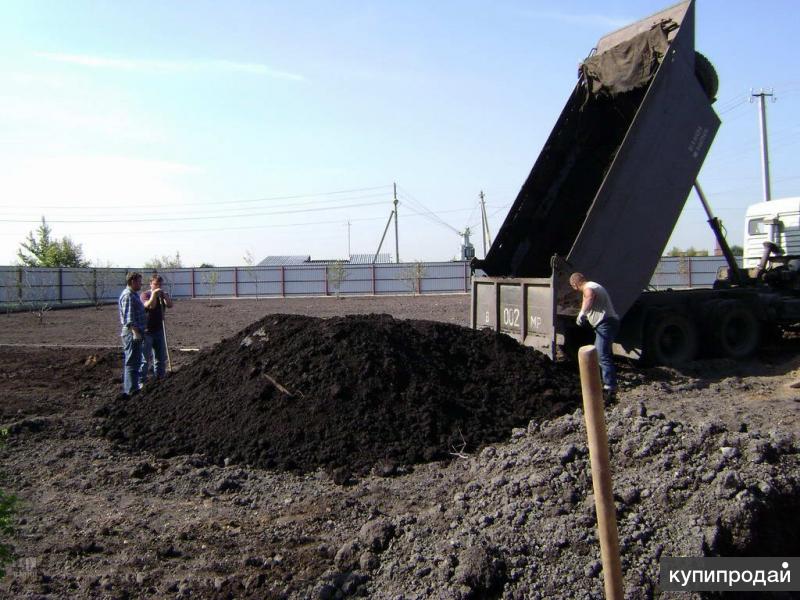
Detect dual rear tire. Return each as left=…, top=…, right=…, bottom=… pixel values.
left=645, top=311, right=698, bottom=366
left=710, top=300, right=760, bottom=359
left=644, top=301, right=760, bottom=365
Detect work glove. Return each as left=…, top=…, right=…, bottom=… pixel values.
left=131, top=327, right=142, bottom=341
left=576, top=312, right=587, bottom=327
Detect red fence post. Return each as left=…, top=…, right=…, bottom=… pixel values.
left=371, top=264, right=376, bottom=296
left=58, top=268, right=64, bottom=304
left=688, top=257, right=693, bottom=288
left=191, top=268, right=196, bottom=299
left=234, top=267, right=239, bottom=298
left=280, top=266, right=286, bottom=297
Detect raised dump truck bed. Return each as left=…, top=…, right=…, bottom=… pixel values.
left=472, top=0, right=721, bottom=359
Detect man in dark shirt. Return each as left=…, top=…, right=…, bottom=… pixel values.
left=139, top=274, right=173, bottom=384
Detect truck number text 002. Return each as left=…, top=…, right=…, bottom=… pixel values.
left=502, top=307, right=520, bottom=328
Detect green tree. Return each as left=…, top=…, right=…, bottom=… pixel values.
left=326, top=261, right=348, bottom=297
left=17, top=217, right=89, bottom=267
left=202, top=269, right=220, bottom=304
left=667, top=246, right=709, bottom=257
left=730, top=245, right=744, bottom=257
left=401, top=261, right=427, bottom=295
left=144, top=251, right=183, bottom=270
left=243, top=250, right=261, bottom=299
left=75, top=260, right=118, bottom=308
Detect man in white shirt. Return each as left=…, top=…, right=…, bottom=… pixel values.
left=570, top=272, right=620, bottom=397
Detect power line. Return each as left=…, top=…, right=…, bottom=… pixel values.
left=0, top=200, right=389, bottom=224
left=464, top=200, right=480, bottom=232
left=0, top=191, right=390, bottom=219
left=718, top=97, right=748, bottom=116
left=395, top=185, right=461, bottom=235
left=0, top=184, right=394, bottom=211
left=0, top=204, right=485, bottom=237
left=396, top=192, right=454, bottom=232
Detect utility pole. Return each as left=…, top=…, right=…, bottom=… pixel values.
left=393, top=182, right=400, bottom=263
left=479, top=190, right=492, bottom=258
left=751, top=89, right=775, bottom=202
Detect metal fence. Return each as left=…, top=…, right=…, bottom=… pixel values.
left=0, top=256, right=736, bottom=308
left=649, top=255, right=736, bottom=289
left=0, top=261, right=472, bottom=307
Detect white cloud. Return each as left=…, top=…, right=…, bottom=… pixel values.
left=516, top=10, right=632, bottom=30
left=33, top=52, right=307, bottom=82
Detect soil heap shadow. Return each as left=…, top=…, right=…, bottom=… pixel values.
left=102, top=314, right=581, bottom=476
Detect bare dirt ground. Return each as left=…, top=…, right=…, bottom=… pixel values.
left=1, top=294, right=799, bottom=599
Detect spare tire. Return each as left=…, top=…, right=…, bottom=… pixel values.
left=695, top=51, right=718, bottom=103
left=644, top=311, right=699, bottom=366
left=713, top=301, right=760, bottom=358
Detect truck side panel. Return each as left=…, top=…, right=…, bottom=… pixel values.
left=567, top=32, right=720, bottom=317
left=471, top=277, right=556, bottom=357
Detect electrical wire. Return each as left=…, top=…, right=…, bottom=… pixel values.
left=0, top=191, right=391, bottom=219
left=0, top=200, right=389, bottom=224
left=397, top=194, right=458, bottom=234
left=395, top=184, right=461, bottom=235
left=0, top=184, right=395, bottom=211
left=0, top=203, right=485, bottom=237
left=464, top=200, right=480, bottom=233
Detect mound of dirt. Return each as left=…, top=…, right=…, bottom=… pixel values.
left=102, top=314, right=581, bottom=475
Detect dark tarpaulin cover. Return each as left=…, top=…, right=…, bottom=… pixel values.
left=580, top=26, right=669, bottom=96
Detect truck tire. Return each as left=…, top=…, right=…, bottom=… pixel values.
left=645, top=311, right=699, bottom=366
left=713, top=302, right=760, bottom=358
left=695, top=52, right=718, bottom=102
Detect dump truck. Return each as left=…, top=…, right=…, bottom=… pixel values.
left=470, top=0, right=800, bottom=365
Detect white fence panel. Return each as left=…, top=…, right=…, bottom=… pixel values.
left=2, top=257, right=735, bottom=308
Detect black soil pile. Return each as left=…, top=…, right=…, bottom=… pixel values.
left=102, top=314, right=581, bottom=475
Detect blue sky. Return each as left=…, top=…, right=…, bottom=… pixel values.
left=0, top=0, right=797, bottom=267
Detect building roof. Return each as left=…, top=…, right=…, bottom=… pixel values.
left=257, top=253, right=393, bottom=266
left=258, top=255, right=311, bottom=266
left=349, top=253, right=392, bottom=264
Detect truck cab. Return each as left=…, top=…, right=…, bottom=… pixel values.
left=744, top=198, right=800, bottom=268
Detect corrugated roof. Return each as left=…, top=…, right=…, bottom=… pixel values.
left=258, top=255, right=311, bottom=266
left=350, top=253, right=392, bottom=264
left=257, top=253, right=393, bottom=266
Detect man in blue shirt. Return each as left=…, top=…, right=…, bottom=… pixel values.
left=118, top=272, right=146, bottom=395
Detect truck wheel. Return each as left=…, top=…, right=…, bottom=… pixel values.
left=645, top=312, right=698, bottom=366
left=695, top=52, right=718, bottom=103
left=714, top=303, right=760, bottom=358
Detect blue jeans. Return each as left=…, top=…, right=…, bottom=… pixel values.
left=140, top=328, right=168, bottom=383
left=595, top=317, right=620, bottom=391
left=122, top=331, right=143, bottom=395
